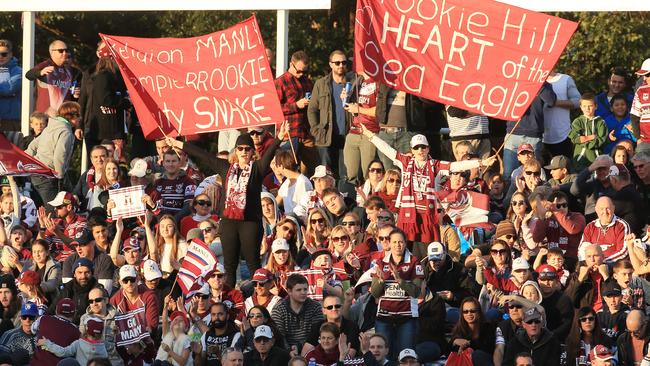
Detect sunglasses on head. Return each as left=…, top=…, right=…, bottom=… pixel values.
left=412, top=145, right=428, bottom=151
left=330, top=60, right=347, bottom=66
left=331, top=235, right=350, bottom=243
left=324, top=304, right=343, bottom=310
left=525, top=319, right=541, bottom=325
left=89, top=297, right=105, bottom=304
left=122, top=277, right=136, bottom=284
left=195, top=199, right=212, bottom=206
left=341, top=221, right=357, bottom=227
left=525, top=170, right=541, bottom=177
left=236, top=146, right=252, bottom=152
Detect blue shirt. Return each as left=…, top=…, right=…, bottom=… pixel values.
left=331, top=80, right=345, bottom=136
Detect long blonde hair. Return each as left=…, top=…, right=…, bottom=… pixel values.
left=328, top=225, right=352, bottom=257
left=155, top=214, right=180, bottom=262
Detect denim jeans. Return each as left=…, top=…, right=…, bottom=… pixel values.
left=503, top=134, right=542, bottom=182
left=377, top=130, right=414, bottom=170
left=375, top=317, right=418, bottom=361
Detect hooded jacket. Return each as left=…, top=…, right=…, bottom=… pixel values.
left=26, top=116, right=75, bottom=178
left=80, top=304, right=122, bottom=366
left=503, top=328, right=561, bottom=366
left=0, top=57, right=21, bottom=120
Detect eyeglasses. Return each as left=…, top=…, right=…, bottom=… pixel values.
left=248, top=313, right=264, bottom=319
left=201, top=227, right=215, bottom=233
left=412, top=145, right=428, bottom=151
left=387, top=178, right=401, bottom=184
left=21, top=315, right=36, bottom=321
left=330, top=60, right=347, bottom=66
left=194, top=294, right=210, bottom=300
left=122, top=277, right=136, bottom=284
left=341, top=221, right=357, bottom=227
left=310, top=218, right=325, bottom=225
left=279, top=226, right=295, bottom=235
left=254, top=281, right=268, bottom=287
left=508, top=304, right=523, bottom=309
left=249, top=130, right=264, bottom=136
left=525, top=170, right=541, bottom=177
left=236, top=146, right=252, bottom=152
left=369, top=168, right=384, bottom=174
left=291, top=62, right=308, bottom=75
left=215, top=274, right=225, bottom=279
left=51, top=48, right=69, bottom=54
left=580, top=316, right=595, bottom=322
left=89, top=297, right=105, bottom=304
left=196, top=199, right=212, bottom=206
left=490, top=249, right=508, bottom=255
left=0, top=52, right=9, bottom=57
left=324, top=304, right=343, bottom=310
left=511, top=200, right=526, bottom=206
left=525, top=319, right=541, bottom=325
left=634, top=164, right=645, bottom=170
left=462, top=309, right=480, bottom=314
left=378, top=235, right=390, bottom=241
left=555, top=203, right=568, bottom=209
left=331, top=235, right=350, bottom=243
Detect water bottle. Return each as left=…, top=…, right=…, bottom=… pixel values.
left=344, top=82, right=352, bottom=104
left=69, top=80, right=78, bottom=97
left=308, top=358, right=316, bottom=366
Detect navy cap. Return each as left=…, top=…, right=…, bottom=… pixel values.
left=73, top=258, right=94, bottom=273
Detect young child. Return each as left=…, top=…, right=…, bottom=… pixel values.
left=38, top=316, right=108, bottom=365
left=533, top=248, right=570, bottom=288
left=611, top=259, right=645, bottom=310
left=156, top=308, right=193, bottom=366
left=604, top=94, right=636, bottom=153
left=18, top=111, right=48, bottom=151
left=569, top=92, right=608, bottom=170
left=0, top=176, right=20, bottom=240
left=597, top=280, right=629, bottom=342
left=488, top=173, right=506, bottom=223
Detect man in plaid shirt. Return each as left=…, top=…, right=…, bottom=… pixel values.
left=275, top=50, right=319, bottom=175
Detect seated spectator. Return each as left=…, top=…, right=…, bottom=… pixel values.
left=588, top=345, right=616, bottom=366
left=494, top=297, right=526, bottom=366
left=302, top=295, right=359, bottom=357
left=374, top=168, right=400, bottom=213
left=18, top=112, right=48, bottom=151
left=198, top=219, right=223, bottom=264
left=358, top=333, right=392, bottom=366
left=79, top=287, right=121, bottom=365
left=37, top=316, right=108, bottom=365
left=0, top=301, right=37, bottom=357
left=580, top=196, right=629, bottom=263
left=356, top=160, right=385, bottom=207
left=293, top=165, right=336, bottom=222
left=37, top=191, right=87, bottom=262
left=179, top=193, right=218, bottom=239
left=321, top=187, right=357, bottom=226
left=205, top=263, right=244, bottom=324
left=565, top=244, right=609, bottom=311
left=240, top=305, right=286, bottom=353
left=534, top=248, right=570, bottom=287
left=21, top=239, right=60, bottom=307
left=244, top=268, right=281, bottom=314
left=598, top=280, right=629, bottom=342
left=611, top=143, right=633, bottom=166
left=397, top=348, right=421, bottom=366
left=61, top=228, right=114, bottom=290
left=544, top=155, right=577, bottom=193
left=608, top=164, right=645, bottom=235
left=199, top=302, right=243, bottom=365
left=243, top=325, right=291, bottom=366
left=610, top=259, right=647, bottom=311
left=50, top=258, right=97, bottom=324
left=340, top=211, right=364, bottom=247
left=416, top=273, right=447, bottom=363
left=503, top=307, right=561, bottom=366
left=303, top=322, right=347, bottom=365
left=261, top=192, right=280, bottom=238
left=449, top=297, right=496, bottom=366
left=145, top=213, right=187, bottom=277
left=424, top=242, right=472, bottom=316
left=16, top=270, right=48, bottom=315
left=265, top=238, right=299, bottom=293
left=616, top=309, right=649, bottom=366
left=306, top=249, right=344, bottom=298
left=506, top=192, right=530, bottom=249
left=109, top=265, right=159, bottom=332
left=535, top=265, right=573, bottom=340
left=488, top=173, right=506, bottom=223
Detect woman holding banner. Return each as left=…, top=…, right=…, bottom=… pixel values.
left=165, top=121, right=288, bottom=287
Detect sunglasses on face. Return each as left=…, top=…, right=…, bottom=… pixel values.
left=503, top=234, right=515, bottom=240
left=378, top=216, right=392, bottom=221
left=331, top=235, right=350, bottom=243
left=387, top=178, right=401, bottom=184
left=89, top=297, right=105, bottom=304
left=194, top=294, right=210, bottom=300
left=279, top=226, right=295, bottom=235
left=490, top=249, right=508, bottom=255
left=525, top=319, right=541, bottom=325
left=511, top=200, right=526, bottom=206
left=236, top=146, right=252, bottom=152
left=21, top=315, right=35, bottom=321
left=378, top=235, right=390, bottom=241
left=463, top=308, right=480, bottom=314
left=254, top=281, right=268, bottom=287
left=580, top=316, right=595, bottom=322
left=51, top=48, right=69, bottom=54
left=508, top=304, right=523, bottom=310
left=248, top=313, right=264, bottom=319
left=341, top=221, right=357, bottom=227
left=201, top=227, right=215, bottom=233
left=249, top=130, right=264, bottom=136
left=0, top=52, right=9, bottom=57
left=310, top=218, right=325, bottom=225
left=195, top=199, right=212, bottom=206
left=369, top=168, right=384, bottom=174
left=291, top=62, right=308, bottom=74
left=412, top=145, right=428, bottom=151
left=330, top=60, right=347, bottom=66
left=525, top=170, right=541, bottom=177
left=324, top=304, right=343, bottom=310
left=122, top=277, right=136, bottom=284
left=555, top=203, right=568, bottom=209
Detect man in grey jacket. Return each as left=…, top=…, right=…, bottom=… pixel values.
left=26, top=101, right=79, bottom=205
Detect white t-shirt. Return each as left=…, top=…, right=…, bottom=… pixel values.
left=277, top=174, right=313, bottom=215
left=156, top=332, right=193, bottom=366
left=543, top=73, right=581, bottom=144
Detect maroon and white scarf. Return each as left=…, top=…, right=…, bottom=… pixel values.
left=397, top=157, right=437, bottom=225
left=86, top=167, right=97, bottom=190
left=222, top=163, right=252, bottom=220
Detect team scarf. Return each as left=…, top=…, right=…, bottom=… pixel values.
left=397, top=156, right=437, bottom=225
left=86, top=167, right=97, bottom=190
left=222, top=162, right=252, bottom=220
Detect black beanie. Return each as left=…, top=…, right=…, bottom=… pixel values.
left=235, top=134, right=255, bottom=148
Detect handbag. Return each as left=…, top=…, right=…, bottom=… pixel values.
left=446, top=348, right=474, bottom=366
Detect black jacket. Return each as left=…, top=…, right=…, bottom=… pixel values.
left=612, top=183, right=645, bottom=235
left=503, top=328, right=561, bottom=366
left=375, top=84, right=441, bottom=132
left=540, top=290, right=574, bottom=341
left=48, top=277, right=98, bottom=325
left=616, top=331, right=650, bottom=366
left=425, top=255, right=473, bottom=308
left=243, top=346, right=291, bottom=366
left=417, top=290, right=448, bottom=355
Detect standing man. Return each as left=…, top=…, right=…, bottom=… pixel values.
left=275, top=50, right=319, bottom=176
left=0, top=39, right=21, bottom=131
left=25, top=40, right=76, bottom=116
left=632, top=151, right=650, bottom=223
left=596, top=67, right=633, bottom=120
left=152, top=149, right=197, bottom=215
left=308, top=50, right=353, bottom=182
left=631, top=58, right=650, bottom=153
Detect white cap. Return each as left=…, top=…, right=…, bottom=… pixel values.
left=119, top=265, right=138, bottom=281
left=254, top=325, right=274, bottom=339
left=398, top=349, right=418, bottom=362
left=128, top=158, right=150, bottom=178
left=272, top=238, right=290, bottom=253
left=512, top=257, right=530, bottom=271
left=196, top=283, right=210, bottom=295
left=142, top=259, right=162, bottom=281
left=410, top=134, right=429, bottom=148
left=636, top=58, right=650, bottom=75
left=311, top=165, right=333, bottom=180
left=214, top=262, right=225, bottom=274
left=427, top=242, right=445, bottom=261
left=48, top=191, right=75, bottom=207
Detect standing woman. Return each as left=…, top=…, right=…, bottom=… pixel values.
left=166, top=122, right=287, bottom=286
left=78, top=41, right=127, bottom=162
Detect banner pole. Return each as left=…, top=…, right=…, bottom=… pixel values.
left=492, top=118, right=522, bottom=158
left=155, top=124, right=181, bottom=159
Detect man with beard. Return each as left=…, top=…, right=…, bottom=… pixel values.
left=200, top=302, right=242, bottom=366
left=616, top=309, right=650, bottom=366
left=49, top=258, right=97, bottom=324
left=39, top=191, right=87, bottom=261
left=535, top=265, right=574, bottom=340
left=0, top=275, right=19, bottom=337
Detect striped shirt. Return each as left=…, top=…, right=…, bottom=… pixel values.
left=447, top=114, right=489, bottom=138
left=631, top=83, right=650, bottom=143
left=376, top=251, right=424, bottom=318
left=153, top=174, right=196, bottom=214
left=271, top=297, right=324, bottom=350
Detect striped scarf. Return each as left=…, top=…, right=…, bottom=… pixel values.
left=397, top=156, right=437, bottom=224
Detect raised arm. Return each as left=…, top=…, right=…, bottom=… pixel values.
left=109, top=217, right=125, bottom=267
left=361, top=124, right=397, bottom=161
left=7, top=177, right=20, bottom=219
left=144, top=212, right=157, bottom=262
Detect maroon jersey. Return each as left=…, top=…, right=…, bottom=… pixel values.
left=375, top=251, right=424, bottom=319
left=153, top=174, right=196, bottom=214
left=45, top=214, right=87, bottom=261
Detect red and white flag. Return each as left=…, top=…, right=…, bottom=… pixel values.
left=176, top=238, right=217, bottom=294
left=439, top=189, right=490, bottom=228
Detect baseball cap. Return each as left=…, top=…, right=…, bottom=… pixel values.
left=544, top=155, right=569, bottom=170
left=608, top=163, right=629, bottom=178
left=271, top=238, right=290, bottom=253
left=122, top=237, right=141, bottom=253
left=517, top=143, right=534, bottom=154
left=427, top=242, right=445, bottom=261
left=523, top=307, right=542, bottom=323
left=635, top=58, right=650, bottom=76
left=536, top=264, right=557, bottom=280
left=142, top=259, right=162, bottom=281
left=48, top=191, right=75, bottom=207
left=398, top=349, right=418, bottom=362
left=56, top=298, right=76, bottom=316
left=252, top=268, right=274, bottom=284
left=235, top=134, right=255, bottom=148
left=74, top=258, right=94, bottom=273
left=311, top=165, right=333, bottom=180
left=0, top=274, right=16, bottom=295
left=21, top=302, right=38, bottom=317
left=512, top=257, right=530, bottom=271
left=311, top=248, right=333, bottom=262
left=602, top=280, right=622, bottom=297
left=18, top=270, right=41, bottom=286
left=589, top=344, right=614, bottom=362
left=119, top=265, right=138, bottom=281
left=128, top=158, right=151, bottom=178
left=254, top=325, right=274, bottom=340
left=71, top=228, right=93, bottom=246
left=85, top=317, right=104, bottom=337
left=0, top=177, right=8, bottom=186
left=196, top=283, right=210, bottom=295
left=410, top=134, right=428, bottom=148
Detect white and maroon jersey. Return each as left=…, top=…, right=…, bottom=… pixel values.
left=45, top=214, right=87, bottom=262
left=631, top=83, right=650, bottom=143
left=376, top=250, right=424, bottom=319
left=580, top=216, right=630, bottom=263
left=153, top=174, right=196, bottom=214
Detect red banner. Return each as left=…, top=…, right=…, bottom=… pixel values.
left=100, top=16, right=283, bottom=140
left=0, top=133, right=54, bottom=177
left=353, top=0, right=578, bottom=120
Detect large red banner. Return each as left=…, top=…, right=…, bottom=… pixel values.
left=100, top=16, right=283, bottom=140
left=354, top=0, right=578, bottom=120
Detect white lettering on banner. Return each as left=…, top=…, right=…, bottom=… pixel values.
left=194, top=93, right=271, bottom=130
left=385, top=283, right=406, bottom=298
left=115, top=43, right=184, bottom=65
left=195, top=24, right=258, bottom=61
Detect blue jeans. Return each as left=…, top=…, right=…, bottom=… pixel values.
left=377, top=130, right=414, bottom=170
left=375, top=317, right=418, bottom=361
left=317, top=146, right=347, bottom=181
left=503, top=134, right=542, bottom=182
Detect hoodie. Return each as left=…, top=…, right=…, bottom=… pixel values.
left=261, top=191, right=281, bottom=236
left=26, top=116, right=75, bottom=178
left=41, top=337, right=108, bottom=366
left=0, top=57, right=21, bottom=120
left=503, top=328, right=561, bottom=366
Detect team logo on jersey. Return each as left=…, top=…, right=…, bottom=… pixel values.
left=176, top=184, right=184, bottom=193
left=16, top=161, right=41, bottom=171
